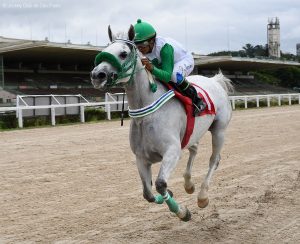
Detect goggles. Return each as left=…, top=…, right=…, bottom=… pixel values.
left=135, top=40, right=151, bottom=48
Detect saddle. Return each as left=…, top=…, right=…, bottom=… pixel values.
left=167, top=83, right=216, bottom=149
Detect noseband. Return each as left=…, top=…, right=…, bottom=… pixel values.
left=94, top=39, right=138, bottom=86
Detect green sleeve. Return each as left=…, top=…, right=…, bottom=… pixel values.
left=152, top=43, right=174, bottom=83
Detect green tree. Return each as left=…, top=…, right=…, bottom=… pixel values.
left=242, top=43, right=255, bottom=57
left=253, top=45, right=268, bottom=57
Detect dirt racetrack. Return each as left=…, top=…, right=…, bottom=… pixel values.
left=0, top=105, right=299, bottom=244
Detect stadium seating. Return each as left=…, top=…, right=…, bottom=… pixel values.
left=231, top=78, right=293, bottom=95
left=3, top=69, right=295, bottom=101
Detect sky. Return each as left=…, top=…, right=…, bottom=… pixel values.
left=0, top=0, right=299, bottom=55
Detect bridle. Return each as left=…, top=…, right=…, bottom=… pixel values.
left=94, top=39, right=139, bottom=87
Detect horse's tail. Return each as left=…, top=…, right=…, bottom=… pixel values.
left=214, top=70, right=234, bottom=95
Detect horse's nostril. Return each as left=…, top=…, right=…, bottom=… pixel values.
left=98, top=72, right=107, bottom=79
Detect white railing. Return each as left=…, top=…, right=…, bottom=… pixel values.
left=0, top=101, right=127, bottom=128
left=229, top=93, right=300, bottom=110
left=0, top=93, right=299, bottom=128
left=104, top=92, right=128, bottom=120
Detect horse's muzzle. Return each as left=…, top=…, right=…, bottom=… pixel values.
left=90, top=70, right=119, bottom=90
left=90, top=68, right=106, bottom=89
left=90, top=70, right=107, bottom=81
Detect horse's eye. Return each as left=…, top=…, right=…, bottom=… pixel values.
left=119, top=51, right=127, bottom=59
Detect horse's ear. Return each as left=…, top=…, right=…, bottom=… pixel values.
left=128, top=25, right=135, bottom=41
left=108, top=25, right=114, bottom=42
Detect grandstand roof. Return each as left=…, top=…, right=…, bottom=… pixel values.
left=193, top=54, right=300, bottom=71
left=0, top=36, right=104, bottom=63
left=1, top=36, right=300, bottom=70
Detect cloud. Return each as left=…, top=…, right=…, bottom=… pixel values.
left=0, top=0, right=299, bottom=54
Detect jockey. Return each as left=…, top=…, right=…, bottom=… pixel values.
left=133, top=19, right=206, bottom=116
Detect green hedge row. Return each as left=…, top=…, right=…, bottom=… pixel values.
left=0, top=107, right=129, bottom=130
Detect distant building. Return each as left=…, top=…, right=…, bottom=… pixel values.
left=267, top=17, right=280, bottom=58
left=297, top=43, right=300, bottom=56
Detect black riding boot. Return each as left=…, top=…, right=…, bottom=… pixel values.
left=177, top=79, right=206, bottom=116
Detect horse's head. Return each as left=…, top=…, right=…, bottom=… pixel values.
left=90, top=25, right=137, bottom=90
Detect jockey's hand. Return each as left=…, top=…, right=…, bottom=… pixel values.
left=141, top=58, right=153, bottom=72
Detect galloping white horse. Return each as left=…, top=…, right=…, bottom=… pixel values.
left=91, top=25, right=233, bottom=221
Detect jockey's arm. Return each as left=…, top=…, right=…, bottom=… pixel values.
left=152, top=44, right=174, bottom=83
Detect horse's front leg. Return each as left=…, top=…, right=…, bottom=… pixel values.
left=136, top=156, right=155, bottom=203
left=155, top=145, right=191, bottom=221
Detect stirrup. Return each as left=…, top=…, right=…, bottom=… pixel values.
left=193, top=102, right=206, bottom=117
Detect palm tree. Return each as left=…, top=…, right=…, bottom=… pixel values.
left=242, top=43, right=255, bottom=57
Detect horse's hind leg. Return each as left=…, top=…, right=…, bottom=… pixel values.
left=183, top=144, right=198, bottom=194
left=198, top=127, right=225, bottom=208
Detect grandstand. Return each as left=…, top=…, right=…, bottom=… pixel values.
left=0, top=36, right=123, bottom=104
left=194, top=55, right=300, bottom=95
left=198, top=71, right=294, bottom=95
left=230, top=78, right=293, bottom=95
left=1, top=36, right=300, bottom=105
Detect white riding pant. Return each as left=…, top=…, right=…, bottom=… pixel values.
left=171, top=54, right=194, bottom=84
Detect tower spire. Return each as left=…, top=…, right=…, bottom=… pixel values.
left=267, top=17, right=280, bottom=58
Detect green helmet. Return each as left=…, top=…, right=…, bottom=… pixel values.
left=133, top=19, right=156, bottom=43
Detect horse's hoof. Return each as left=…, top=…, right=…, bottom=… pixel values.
left=178, top=208, right=191, bottom=222
left=198, top=198, right=209, bottom=208
left=184, top=184, right=195, bottom=194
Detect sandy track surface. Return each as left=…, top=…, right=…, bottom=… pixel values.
left=0, top=105, right=299, bottom=244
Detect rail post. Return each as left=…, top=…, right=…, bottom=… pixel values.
left=18, top=108, right=23, bottom=128
left=107, top=103, right=111, bottom=120
left=51, top=107, right=56, bottom=126
left=231, top=97, right=236, bottom=110
left=105, top=93, right=111, bottom=120
left=80, top=105, right=85, bottom=123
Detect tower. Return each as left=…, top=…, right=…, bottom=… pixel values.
left=267, top=17, right=280, bottom=58
left=297, top=43, right=300, bottom=56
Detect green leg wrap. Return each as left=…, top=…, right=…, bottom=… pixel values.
left=154, top=195, right=164, bottom=204
left=163, top=192, right=180, bottom=214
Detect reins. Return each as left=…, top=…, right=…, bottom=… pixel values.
left=95, top=38, right=174, bottom=121
left=121, top=90, right=126, bottom=126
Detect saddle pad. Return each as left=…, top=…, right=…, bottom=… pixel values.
left=167, top=83, right=216, bottom=148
